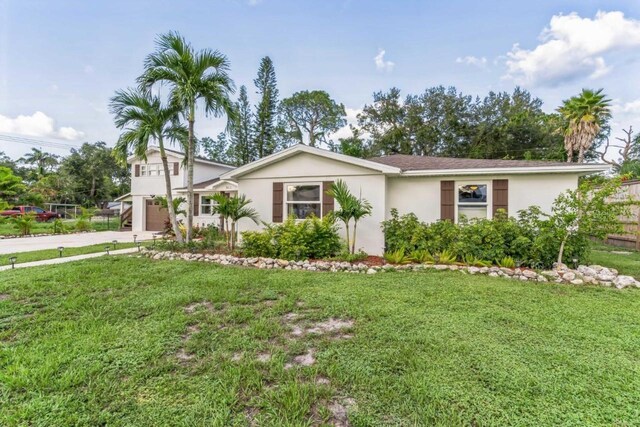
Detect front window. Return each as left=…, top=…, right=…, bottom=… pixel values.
left=201, top=195, right=217, bottom=215
left=286, top=184, right=321, bottom=219
left=140, top=163, right=164, bottom=176
left=457, top=183, right=488, bottom=221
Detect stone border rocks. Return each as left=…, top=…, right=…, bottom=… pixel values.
left=139, top=249, right=640, bottom=290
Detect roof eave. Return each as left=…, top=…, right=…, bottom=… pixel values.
left=221, top=144, right=401, bottom=179
left=399, top=164, right=610, bottom=176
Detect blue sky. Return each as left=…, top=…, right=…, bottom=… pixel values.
left=2, top=0, right=640, bottom=159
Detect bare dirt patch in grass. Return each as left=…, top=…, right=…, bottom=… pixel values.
left=328, top=398, right=356, bottom=427
left=176, top=348, right=194, bottom=362
left=256, top=352, right=271, bottom=363
left=285, top=348, right=316, bottom=369
left=0, top=294, right=11, bottom=301
left=184, top=301, right=214, bottom=314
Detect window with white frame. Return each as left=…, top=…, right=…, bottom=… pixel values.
left=286, top=184, right=321, bottom=219
left=140, top=163, right=165, bottom=176
left=457, top=183, right=488, bottom=221
left=200, top=195, right=217, bottom=215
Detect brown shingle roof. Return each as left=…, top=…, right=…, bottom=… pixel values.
left=367, top=154, right=588, bottom=171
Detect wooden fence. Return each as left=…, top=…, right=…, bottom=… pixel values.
left=605, top=179, right=640, bottom=250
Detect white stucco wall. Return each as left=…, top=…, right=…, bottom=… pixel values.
left=236, top=152, right=388, bottom=255
left=386, top=173, right=579, bottom=222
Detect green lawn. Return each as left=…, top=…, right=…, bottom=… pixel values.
left=0, top=218, right=120, bottom=236
left=1, top=242, right=146, bottom=266
left=1, top=258, right=640, bottom=426
left=589, top=242, right=640, bottom=279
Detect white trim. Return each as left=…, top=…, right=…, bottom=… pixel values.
left=220, top=145, right=402, bottom=179
left=175, top=179, right=239, bottom=193
left=401, top=164, right=610, bottom=176
left=455, top=181, right=491, bottom=222
left=284, top=181, right=323, bottom=219
left=127, top=147, right=235, bottom=169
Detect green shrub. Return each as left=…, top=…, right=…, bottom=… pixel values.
left=242, top=231, right=277, bottom=258
left=328, top=250, right=369, bottom=263
left=51, top=218, right=67, bottom=234
left=74, top=218, right=92, bottom=232
left=240, top=215, right=341, bottom=260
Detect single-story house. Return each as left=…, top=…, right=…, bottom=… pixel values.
left=220, top=145, right=608, bottom=254
left=125, top=144, right=608, bottom=254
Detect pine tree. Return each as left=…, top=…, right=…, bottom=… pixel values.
left=253, top=56, right=279, bottom=158
left=228, top=85, right=254, bottom=165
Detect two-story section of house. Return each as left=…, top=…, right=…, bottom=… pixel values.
left=125, top=147, right=236, bottom=232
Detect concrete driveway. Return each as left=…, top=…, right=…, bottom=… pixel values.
left=0, top=231, right=158, bottom=255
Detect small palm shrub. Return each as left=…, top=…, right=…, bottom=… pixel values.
left=463, top=255, right=492, bottom=268
left=383, top=248, right=410, bottom=264
left=435, top=249, right=457, bottom=265
left=497, top=256, right=516, bottom=268
left=11, top=213, right=36, bottom=236
left=409, top=249, right=433, bottom=264
left=51, top=218, right=66, bottom=234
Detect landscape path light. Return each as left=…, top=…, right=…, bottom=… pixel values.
left=58, top=246, right=64, bottom=258
left=9, top=256, right=17, bottom=269
left=105, top=246, right=110, bottom=255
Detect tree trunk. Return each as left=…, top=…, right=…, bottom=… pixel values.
left=577, top=145, right=585, bottom=164
left=230, top=221, right=236, bottom=250
left=159, top=139, right=183, bottom=243
left=557, top=233, right=570, bottom=266
left=343, top=221, right=350, bottom=254
left=186, top=104, right=195, bottom=243
left=351, top=221, right=357, bottom=254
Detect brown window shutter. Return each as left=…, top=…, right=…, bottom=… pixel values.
left=193, top=193, right=200, bottom=216
left=492, top=179, right=509, bottom=217
left=134, top=164, right=140, bottom=177
left=173, top=162, right=179, bottom=175
left=322, top=181, right=334, bottom=217
left=272, top=182, right=283, bottom=223
left=440, top=180, right=455, bottom=221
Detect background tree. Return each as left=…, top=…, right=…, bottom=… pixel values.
left=357, top=88, right=409, bottom=155
left=0, top=166, right=25, bottom=204
left=19, top=148, right=59, bottom=179
left=558, top=88, right=611, bottom=163
left=111, top=87, right=186, bottom=241
left=599, top=126, right=640, bottom=172
left=329, top=127, right=370, bottom=158
left=200, top=135, right=231, bottom=165
left=227, top=85, right=254, bottom=165
left=278, top=90, right=346, bottom=147
left=140, top=31, right=236, bottom=242
left=253, top=56, right=279, bottom=158
left=59, top=142, right=129, bottom=207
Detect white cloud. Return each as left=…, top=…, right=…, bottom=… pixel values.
left=0, top=111, right=85, bottom=140
left=374, top=49, right=395, bottom=72
left=456, top=56, right=488, bottom=68
left=504, top=11, right=640, bottom=86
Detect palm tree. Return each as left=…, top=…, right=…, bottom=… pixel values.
left=212, top=193, right=259, bottom=250
left=327, top=179, right=372, bottom=254
left=139, top=32, right=236, bottom=243
left=558, top=89, right=611, bottom=163
left=20, top=148, right=58, bottom=177
left=110, top=87, right=186, bottom=242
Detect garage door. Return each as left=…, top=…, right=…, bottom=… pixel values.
left=145, top=199, right=169, bottom=231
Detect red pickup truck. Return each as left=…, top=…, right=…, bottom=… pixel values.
left=0, top=206, right=61, bottom=222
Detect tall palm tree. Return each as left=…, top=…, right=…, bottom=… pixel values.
left=110, top=87, right=186, bottom=242
left=139, top=32, right=236, bottom=242
left=20, top=148, right=58, bottom=178
left=558, top=89, right=611, bottom=163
